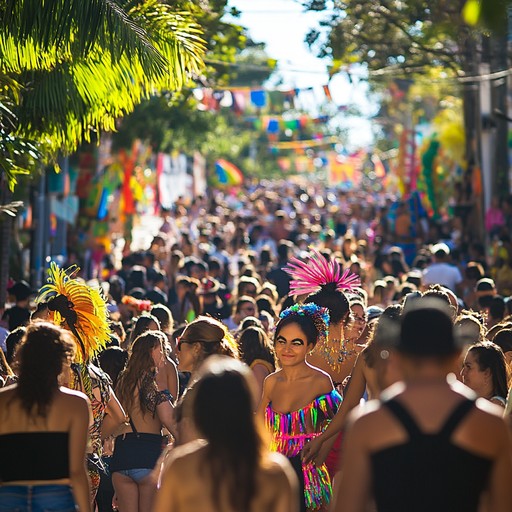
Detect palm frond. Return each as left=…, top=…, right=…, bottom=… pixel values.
left=2, top=0, right=167, bottom=74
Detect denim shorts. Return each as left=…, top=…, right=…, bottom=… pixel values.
left=0, top=484, right=76, bottom=512
left=115, top=468, right=153, bottom=483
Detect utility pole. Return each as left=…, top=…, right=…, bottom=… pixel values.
left=491, top=29, right=509, bottom=200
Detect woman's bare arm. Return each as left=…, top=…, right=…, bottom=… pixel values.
left=486, top=419, right=512, bottom=512
left=303, top=353, right=367, bottom=464
left=66, top=392, right=92, bottom=512
left=330, top=411, right=372, bottom=512
left=101, top=387, right=126, bottom=439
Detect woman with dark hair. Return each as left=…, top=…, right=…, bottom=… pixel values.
left=127, top=314, right=161, bottom=348
left=344, top=295, right=368, bottom=346
left=155, top=356, right=297, bottom=512
left=0, top=322, right=91, bottom=512
left=127, top=314, right=178, bottom=402
left=461, top=342, right=509, bottom=407
left=111, top=331, right=178, bottom=512
left=283, top=250, right=360, bottom=485
left=302, top=304, right=403, bottom=468
left=284, top=249, right=361, bottom=387
left=258, top=304, right=341, bottom=512
left=239, top=326, right=276, bottom=397
left=170, top=276, right=201, bottom=325
left=98, top=347, right=128, bottom=389
left=5, top=325, right=26, bottom=365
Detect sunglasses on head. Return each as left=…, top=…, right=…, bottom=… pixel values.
left=176, top=337, right=211, bottom=352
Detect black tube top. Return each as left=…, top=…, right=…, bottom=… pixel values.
left=0, top=432, right=69, bottom=482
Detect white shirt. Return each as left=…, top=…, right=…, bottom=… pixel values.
left=422, top=263, right=463, bottom=292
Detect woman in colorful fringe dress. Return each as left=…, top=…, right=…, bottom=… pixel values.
left=258, top=303, right=341, bottom=512
left=283, top=248, right=361, bottom=477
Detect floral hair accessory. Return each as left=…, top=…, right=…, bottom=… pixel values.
left=279, top=303, right=330, bottom=344
left=121, top=295, right=152, bottom=312
left=284, top=247, right=361, bottom=296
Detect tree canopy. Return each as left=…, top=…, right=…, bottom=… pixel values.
left=0, top=0, right=207, bottom=188
left=306, top=0, right=469, bottom=77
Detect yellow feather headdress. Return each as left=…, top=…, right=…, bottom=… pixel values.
left=36, top=262, right=110, bottom=363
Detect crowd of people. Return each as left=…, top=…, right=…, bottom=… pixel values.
left=1, top=181, right=512, bottom=511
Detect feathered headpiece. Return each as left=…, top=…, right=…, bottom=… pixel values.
left=279, top=303, right=330, bottom=345
left=36, top=262, right=110, bottom=363
left=284, top=248, right=361, bottom=296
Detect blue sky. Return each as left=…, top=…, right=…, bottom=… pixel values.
left=227, top=0, right=375, bottom=148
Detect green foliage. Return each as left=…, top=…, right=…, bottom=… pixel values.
left=463, top=0, right=509, bottom=33
left=306, top=0, right=468, bottom=74
left=112, top=6, right=280, bottom=179
left=0, top=0, right=208, bottom=189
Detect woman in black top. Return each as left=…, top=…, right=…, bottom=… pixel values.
left=0, top=322, right=91, bottom=512
left=332, top=297, right=512, bottom=512
left=111, top=331, right=178, bottom=512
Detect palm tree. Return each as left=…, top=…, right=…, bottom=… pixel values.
left=0, top=0, right=207, bottom=302
left=1, top=0, right=206, bottom=163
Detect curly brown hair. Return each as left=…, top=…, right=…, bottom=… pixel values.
left=14, top=322, right=74, bottom=417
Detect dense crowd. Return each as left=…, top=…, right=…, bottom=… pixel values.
left=1, top=181, right=512, bottom=512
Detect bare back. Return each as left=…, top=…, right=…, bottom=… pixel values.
left=0, top=385, right=92, bottom=512
left=333, top=380, right=512, bottom=512
left=154, top=441, right=298, bottom=512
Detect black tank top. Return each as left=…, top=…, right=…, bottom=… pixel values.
left=371, top=398, right=492, bottom=512
left=0, top=432, right=69, bottom=482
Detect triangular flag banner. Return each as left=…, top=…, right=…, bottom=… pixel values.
left=250, top=90, right=266, bottom=108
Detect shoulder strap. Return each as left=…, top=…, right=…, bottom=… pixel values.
left=439, top=399, right=475, bottom=440
left=129, top=418, right=138, bottom=434
left=384, top=399, right=422, bottom=440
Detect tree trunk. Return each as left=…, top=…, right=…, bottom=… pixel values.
left=0, top=174, right=13, bottom=310
left=461, top=33, right=485, bottom=240
left=491, top=31, right=509, bottom=200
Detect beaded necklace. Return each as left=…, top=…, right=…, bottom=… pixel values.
left=314, top=337, right=357, bottom=373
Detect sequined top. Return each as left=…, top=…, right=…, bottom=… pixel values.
left=265, top=389, right=341, bottom=511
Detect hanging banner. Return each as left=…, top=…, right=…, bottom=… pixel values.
left=157, top=152, right=189, bottom=209
left=269, top=136, right=339, bottom=150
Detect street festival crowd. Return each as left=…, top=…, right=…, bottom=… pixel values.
left=1, top=181, right=512, bottom=511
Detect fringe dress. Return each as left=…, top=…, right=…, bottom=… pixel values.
left=265, top=390, right=342, bottom=511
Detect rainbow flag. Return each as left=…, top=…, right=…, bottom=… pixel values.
left=215, top=159, right=244, bottom=186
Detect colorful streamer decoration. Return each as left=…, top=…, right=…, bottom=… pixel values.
left=214, top=159, right=244, bottom=186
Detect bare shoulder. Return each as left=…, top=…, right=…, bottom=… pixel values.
left=264, top=369, right=281, bottom=390
left=344, top=400, right=388, bottom=441
left=164, top=439, right=207, bottom=471
left=308, top=364, right=334, bottom=393
left=58, top=387, right=90, bottom=412
left=347, top=399, right=382, bottom=426
left=262, top=452, right=297, bottom=481
left=475, top=397, right=508, bottom=421
left=169, top=440, right=207, bottom=461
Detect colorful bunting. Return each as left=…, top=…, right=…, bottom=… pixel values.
left=269, top=136, right=339, bottom=150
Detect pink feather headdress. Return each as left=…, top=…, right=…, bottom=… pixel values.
left=284, top=248, right=361, bottom=296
